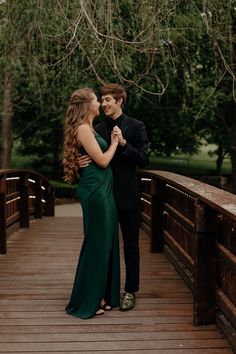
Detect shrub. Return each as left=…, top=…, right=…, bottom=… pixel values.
left=50, top=181, right=78, bottom=199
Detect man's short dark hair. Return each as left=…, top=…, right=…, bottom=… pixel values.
left=99, top=83, right=127, bottom=107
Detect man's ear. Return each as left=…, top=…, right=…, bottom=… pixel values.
left=117, top=98, right=123, bottom=106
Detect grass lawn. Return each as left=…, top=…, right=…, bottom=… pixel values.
left=11, top=144, right=231, bottom=178
left=11, top=153, right=36, bottom=170
left=149, top=144, right=231, bottom=176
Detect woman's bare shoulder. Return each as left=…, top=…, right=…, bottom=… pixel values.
left=77, top=124, right=94, bottom=137
left=77, top=123, right=91, bottom=132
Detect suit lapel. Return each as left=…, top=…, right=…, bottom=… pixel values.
left=120, top=115, right=131, bottom=138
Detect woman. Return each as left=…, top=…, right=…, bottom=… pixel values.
left=62, top=88, right=120, bottom=319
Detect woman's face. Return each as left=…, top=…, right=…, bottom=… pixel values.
left=89, top=93, right=100, bottom=117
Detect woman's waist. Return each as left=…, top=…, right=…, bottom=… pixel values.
left=79, top=163, right=111, bottom=178
left=77, top=168, right=113, bottom=192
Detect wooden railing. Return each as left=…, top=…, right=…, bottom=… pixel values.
left=0, top=169, right=54, bottom=254
left=138, top=170, right=236, bottom=351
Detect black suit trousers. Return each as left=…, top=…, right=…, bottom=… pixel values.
left=117, top=207, right=140, bottom=294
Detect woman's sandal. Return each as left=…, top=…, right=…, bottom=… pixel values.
left=95, top=308, right=104, bottom=315
left=101, top=303, right=112, bottom=311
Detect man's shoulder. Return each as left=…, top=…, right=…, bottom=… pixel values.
left=123, top=114, right=145, bottom=127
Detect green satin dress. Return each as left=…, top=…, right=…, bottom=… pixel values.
left=65, top=133, right=120, bottom=319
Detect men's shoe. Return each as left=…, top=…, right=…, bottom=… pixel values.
left=120, top=292, right=136, bottom=311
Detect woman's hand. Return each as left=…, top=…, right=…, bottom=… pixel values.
left=112, top=125, right=126, bottom=147
left=111, top=130, right=119, bottom=145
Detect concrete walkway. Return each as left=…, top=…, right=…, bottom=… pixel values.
left=55, top=203, right=82, bottom=217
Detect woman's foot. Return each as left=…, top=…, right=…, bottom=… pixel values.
left=101, top=299, right=112, bottom=311
left=101, top=303, right=112, bottom=311
left=95, top=308, right=104, bottom=315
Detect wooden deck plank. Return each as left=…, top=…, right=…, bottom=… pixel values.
left=0, top=216, right=233, bottom=353
left=0, top=339, right=231, bottom=353
left=0, top=323, right=220, bottom=334
left=0, top=351, right=231, bottom=354
left=0, top=338, right=232, bottom=351
left=0, top=331, right=225, bottom=342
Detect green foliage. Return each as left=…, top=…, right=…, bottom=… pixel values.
left=1, top=0, right=235, bottom=180
left=149, top=149, right=231, bottom=176
left=50, top=180, right=78, bottom=199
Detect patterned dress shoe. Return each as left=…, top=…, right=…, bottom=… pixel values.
left=120, top=292, right=136, bottom=311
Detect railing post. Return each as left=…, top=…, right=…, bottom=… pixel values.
left=19, top=175, right=29, bottom=228
left=44, top=185, right=55, bottom=216
left=0, top=177, right=7, bottom=254
left=35, top=177, right=42, bottom=218
left=193, top=200, right=217, bottom=325
left=150, top=178, right=165, bottom=253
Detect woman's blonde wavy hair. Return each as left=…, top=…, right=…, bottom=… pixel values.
left=62, top=88, right=94, bottom=183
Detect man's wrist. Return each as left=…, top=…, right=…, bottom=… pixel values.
left=120, top=138, right=127, bottom=147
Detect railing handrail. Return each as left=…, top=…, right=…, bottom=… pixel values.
left=0, top=168, right=51, bottom=183
left=138, top=169, right=236, bottom=353
left=140, top=170, right=236, bottom=220
left=0, top=169, right=55, bottom=254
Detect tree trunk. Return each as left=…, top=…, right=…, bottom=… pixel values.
left=0, top=72, right=14, bottom=168
left=230, top=104, right=236, bottom=193
left=216, top=145, right=224, bottom=176
left=230, top=8, right=236, bottom=193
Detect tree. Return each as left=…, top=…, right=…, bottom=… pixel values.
left=0, top=0, right=45, bottom=167
left=186, top=1, right=236, bottom=183
left=1, top=0, right=236, bottom=189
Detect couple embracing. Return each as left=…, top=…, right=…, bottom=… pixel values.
left=63, top=84, right=149, bottom=319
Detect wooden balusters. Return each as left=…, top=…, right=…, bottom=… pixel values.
left=0, top=170, right=54, bottom=255
left=0, top=177, right=7, bottom=254
left=35, top=177, right=42, bottom=218
left=193, top=201, right=218, bottom=324
left=19, top=174, right=29, bottom=228
left=150, top=178, right=165, bottom=253
left=44, top=185, right=55, bottom=216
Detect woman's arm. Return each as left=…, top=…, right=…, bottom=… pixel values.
left=77, top=124, right=118, bottom=168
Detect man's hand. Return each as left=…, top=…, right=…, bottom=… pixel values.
left=78, top=154, right=92, bottom=168
left=112, top=126, right=126, bottom=147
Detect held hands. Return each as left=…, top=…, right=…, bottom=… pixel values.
left=112, top=126, right=126, bottom=147
left=111, top=130, right=119, bottom=145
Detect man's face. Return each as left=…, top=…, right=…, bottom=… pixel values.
left=101, top=94, right=122, bottom=118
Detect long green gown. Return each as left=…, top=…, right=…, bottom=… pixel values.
left=65, top=133, right=120, bottom=319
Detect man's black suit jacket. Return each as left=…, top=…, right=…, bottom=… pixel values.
left=95, top=114, right=149, bottom=211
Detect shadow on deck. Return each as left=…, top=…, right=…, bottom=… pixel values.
left=0, top=204, right=233, bottom=353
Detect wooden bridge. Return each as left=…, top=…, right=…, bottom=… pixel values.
left=0, top=169, right=235, bottom=353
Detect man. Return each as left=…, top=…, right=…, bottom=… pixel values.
left=79, top=84, right=149, bottom=311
